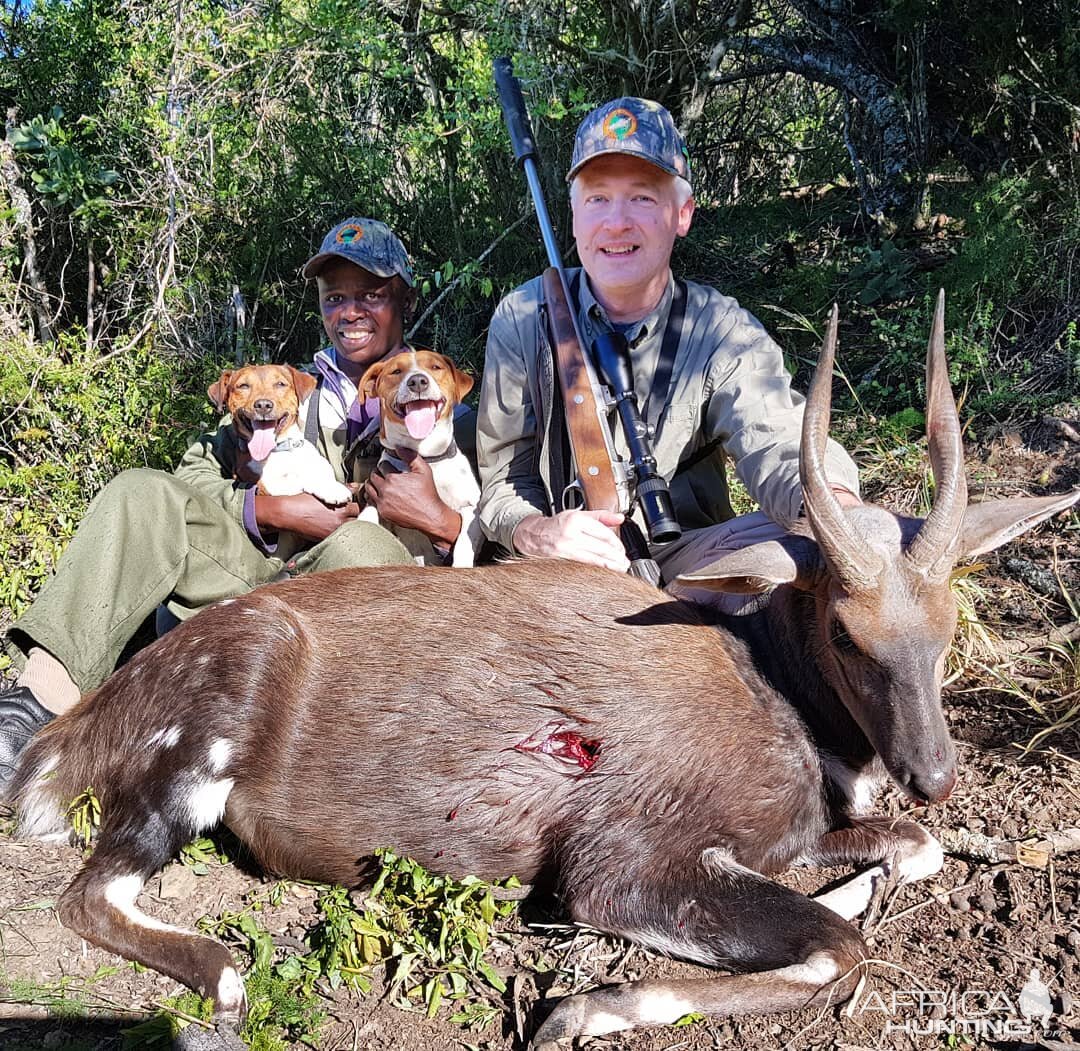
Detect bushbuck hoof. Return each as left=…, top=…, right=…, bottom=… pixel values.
left=172, top=1020, right=246, bottom=1051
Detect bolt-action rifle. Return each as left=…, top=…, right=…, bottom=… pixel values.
left=493, top=57, right=681, bottom=585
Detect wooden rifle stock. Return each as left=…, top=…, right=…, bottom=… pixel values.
left=542, top=267, right=621, bottom=514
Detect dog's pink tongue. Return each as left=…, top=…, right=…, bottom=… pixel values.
left=247, top=422, right=277, bottom=461
left=404, top=401, right=438, bottom=440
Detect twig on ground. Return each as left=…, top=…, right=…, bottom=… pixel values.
left=939, top=826, right=1080, bottom=868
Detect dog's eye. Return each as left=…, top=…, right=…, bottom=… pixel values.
left=275, top=381, right=287, bottom=388
left=236, top=383, right=250, bottom=391
left=431, top=363, right=443, bottom=371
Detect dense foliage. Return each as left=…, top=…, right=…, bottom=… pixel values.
left=1, top=0, right=1078, bottom=627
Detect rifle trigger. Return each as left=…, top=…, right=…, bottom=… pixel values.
left=561, top=480, right=586, bottom=511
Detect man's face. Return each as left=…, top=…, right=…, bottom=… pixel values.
left=316, top=258, right=413, bottom=379
left=571, top=153, right=694, bottom=309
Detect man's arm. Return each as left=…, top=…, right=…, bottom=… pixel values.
left=174, top=417, right=358, bottom=546
left=699, top=297, right=860, bottom=525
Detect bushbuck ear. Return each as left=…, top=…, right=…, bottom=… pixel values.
left=208, top=371, right=233, bottom=412
left=676, top=536, right=823, bottom=594
left=359, top=360, right=386, bottom=401
left=957, top=490, right=1080, bottom=559
left=286, top=365, right=318, bottom=404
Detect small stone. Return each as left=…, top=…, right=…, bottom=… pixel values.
left=41, top=1033, right=65, bottom=1050
left=978, top=889, right=997, bottom=914
left=949, top=890, right=970, bottom=912
left=1000, top=818, right=1019, bottom=838
left=158, top=863, right=202, bottom=901
left=1066, top=930, right=1080, bottom=948
left=955, top=926, right=971, bottom=942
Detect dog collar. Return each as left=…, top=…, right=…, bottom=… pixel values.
left=273, top=436, right=308, bottom=452
left=381, top=440, right=459, bottom=470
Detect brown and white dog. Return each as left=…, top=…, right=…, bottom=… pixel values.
left=210, top=364, right=352, bottom=506
left=357, top=349, right=483, bottom=567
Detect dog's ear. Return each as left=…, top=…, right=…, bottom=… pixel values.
left=359, top=360, right=386, bottom=401
left=448, top=360, right=474, bottom=402
left=286, top=365, right=318, bottom=404
left=208, top=371, right=233, bottom=413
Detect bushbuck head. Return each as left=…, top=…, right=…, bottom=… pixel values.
left=680, top=292, right=1079, bottom=804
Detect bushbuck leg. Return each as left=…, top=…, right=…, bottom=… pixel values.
left=56, top=803, right=247, bottom=1025
left=532, top=854, right=868, bottom=1048
left=808, top=818, right=945, bottom=920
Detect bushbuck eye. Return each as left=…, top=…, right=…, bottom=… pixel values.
left=831, top=625, right=858, bottom=654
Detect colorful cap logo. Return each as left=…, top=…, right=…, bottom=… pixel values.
left=603, top=109, right=638, bottom=141
left=303, top=217, right=414, bottom=286
left=567, top=97, right=691, bottom=187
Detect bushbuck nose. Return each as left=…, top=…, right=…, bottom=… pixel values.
left=910, top=762, right=957, bottom=804
left=253, top=398, right=274, bottom=414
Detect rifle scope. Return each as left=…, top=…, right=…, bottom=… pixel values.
left=591, top=332, right=682, bottom=545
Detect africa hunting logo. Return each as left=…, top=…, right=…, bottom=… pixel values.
left=335, top=224, right=364, bottom=244
left=603, top=108, right=637, bottom=141
left=850, top=968, right=1063, bottom=1039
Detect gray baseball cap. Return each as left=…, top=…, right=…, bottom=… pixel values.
left=566, top=98, right=691, bottom=188
left=302, top=217, right=415, bottom=286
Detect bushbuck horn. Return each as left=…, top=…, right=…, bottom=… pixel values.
left=905, top=290, right=967, bottom=579
left=799, top=303, right=882, bottom=590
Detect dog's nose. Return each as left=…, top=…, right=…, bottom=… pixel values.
left=253, top=398, right=274, bottom=414
left=406, top=373, right=434, bottom=395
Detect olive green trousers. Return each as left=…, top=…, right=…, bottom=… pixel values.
left=3, top=468, right=412, bottom=692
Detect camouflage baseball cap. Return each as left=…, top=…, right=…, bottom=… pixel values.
left=302, top=217, right=415, bottom=287
left=566, top=98, right=691, bottom=187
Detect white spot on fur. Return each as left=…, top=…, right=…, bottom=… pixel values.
left=183, top=777, right=234, bottom=830
left=218, top=599, right=237, bottom=607
left=147, top=726, right=181, bottom=749
left=896, top=829, right=944, bottom=882
left=775, top=950, right=842, bottom=985
left=104, top=874, right=174, bottom=932
left=241, top=608, right=259, bottom=616
left=216, top=966, right=247, bottom=1015
left=196, top=654, right=212, bottom=668
left=814, top=866, right=885, bottom=920
left=583, top=1010, right=635, bottom=1037
left=207, top=739, right=232, bottom=774
left=823, top=758, right=884, bottom=815
left=17, top=754, right=68, bottom=842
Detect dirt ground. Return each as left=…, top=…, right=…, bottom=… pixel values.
left=1, top=420, right=1078, bottom=1051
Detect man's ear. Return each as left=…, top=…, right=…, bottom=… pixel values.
left=359, top=360, right=386, bottom=401
left=286, top=365, right=318, bottom=404
left=676, top=194, right=695, bottom=238
left=208, top=371, right=233, bottom=413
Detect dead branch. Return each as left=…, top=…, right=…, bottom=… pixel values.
left=940, top=826, right=1080, bottom=869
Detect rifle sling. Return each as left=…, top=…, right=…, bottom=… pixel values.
left=547, top=270, right=690, bottom=505
left=542, top=267, right=620, bottom=513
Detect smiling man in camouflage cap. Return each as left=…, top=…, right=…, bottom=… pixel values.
left=477, top=96, right=862, bottom=595
left=0, top=216, right=474, bottom=789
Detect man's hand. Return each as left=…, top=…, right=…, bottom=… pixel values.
left=512, top=510, right=630, bottom=573
left=254, top=491, right=360, bottom=543
left=364, top=450, right=462, bottom=547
